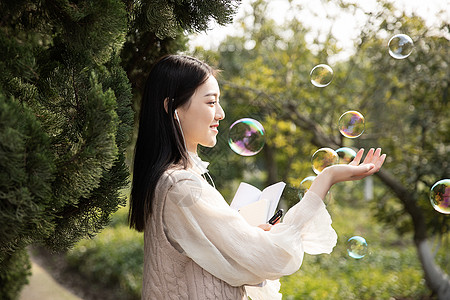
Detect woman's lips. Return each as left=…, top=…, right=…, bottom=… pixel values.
left=210, top=124, right=219, bottom=133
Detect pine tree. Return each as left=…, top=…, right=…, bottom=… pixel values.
left=121, top=0, right=241, bottom=111
left=0, top=0, right=133, bottom=297
left=0, top=0, right=240, bottom=298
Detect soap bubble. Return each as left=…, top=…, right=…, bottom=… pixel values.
left=336, top=147, right=357, bottom=164
left=311, top=148, right=339, bottom=174
left=430, top=179, right=450, bottom=214
left=339, top=111, right=365, bottom=138
left=298, top=176, right=316, bottom=199
left=228, top=118, right=265, bottom=156
left=388, top=34, right=414, bottom=59
left=347, top=236, right=368, bottom=259
left=310, top=64, right=334, bottom=87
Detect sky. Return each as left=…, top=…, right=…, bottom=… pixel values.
left=188, top=0, right=449, bottom=61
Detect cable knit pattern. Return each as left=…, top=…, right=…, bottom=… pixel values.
left=142, top=172, right=246, bottom=300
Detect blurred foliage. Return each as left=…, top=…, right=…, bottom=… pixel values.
left=281, top=203, right=431, bottom=300
left=192, top=0, right=449, bottom=253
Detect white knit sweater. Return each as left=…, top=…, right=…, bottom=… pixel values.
left=142, top=161, right=337, bottom=299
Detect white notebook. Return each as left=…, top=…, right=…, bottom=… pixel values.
left=230, top=182, right=286, bottom=226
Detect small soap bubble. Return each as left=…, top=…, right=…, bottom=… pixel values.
left=430, top=179, right=450, bottom=214
left=228, top=118, right=265, bottom=156
left=298, top=176, right=316, bottom=199
left=336, top=147, right=357, bottom=164
left=311, top=148, right=339, bottom=175
left=388, top=34, right=414, bottom=59
left=347, top=236, right=368, bottom=259
left=310, top=64, right=334, bottom=87
left=339, top=111, right=365, bottom=138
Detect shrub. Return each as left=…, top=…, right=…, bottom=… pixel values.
left=0, top=248, right=31, bottom=300
left=66, top=212, right=143, bottom=300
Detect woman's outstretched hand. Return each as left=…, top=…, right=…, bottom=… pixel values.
left=308, top=148, right=386, bottom=200
left=329, top=148, right=386, bottom=184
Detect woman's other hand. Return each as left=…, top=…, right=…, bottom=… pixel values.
left=257, top=224, right=273, bottom=231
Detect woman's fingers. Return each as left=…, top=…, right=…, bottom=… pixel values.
left=349, top=148, right=364, bottom=166
left=374, top=153, right=386, bottom=170
left=367, top=149, right=385, bottom=171
left=362, top=148, right=375, bottom=164
left=358, top=151, right=386, bottom=176
left=347, top=147, right=387, bottom=176
left=371, top=148, right=382, bottom=164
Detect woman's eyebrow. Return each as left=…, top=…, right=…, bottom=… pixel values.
left=203, top=92, right=220, bottom=97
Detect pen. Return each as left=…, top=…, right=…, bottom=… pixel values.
left=268, top=209, right=284, bottom=225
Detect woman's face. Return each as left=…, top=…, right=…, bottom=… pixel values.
left=176, top=75, right=225, bottom=153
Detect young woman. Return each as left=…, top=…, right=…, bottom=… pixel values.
left=129, top=54, right=386, bottom=299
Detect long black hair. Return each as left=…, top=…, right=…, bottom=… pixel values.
left=129, top=55, right=216, bottom=232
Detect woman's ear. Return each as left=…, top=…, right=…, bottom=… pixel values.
left=164, top=98, right=178, bottom=120
left=163, top=98, right=169, bottom=114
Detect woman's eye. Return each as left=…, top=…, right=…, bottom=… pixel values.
left=208, top=101, right=217, bottom=105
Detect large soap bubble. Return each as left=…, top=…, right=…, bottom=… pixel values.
left=311, top=148, right=339, bottom=174
left=336, top=147, right=357, bottom=164
left=347, top=236, right=368, bottom=259
left=430, top=179, right=450, bottom=214
left=338, top=111, right=365, bottom=138
left=310, top=64, right=334, bottom=87
left=228, top=118, right=265, bottom=156
left=388, top=34, right=414, bottom=59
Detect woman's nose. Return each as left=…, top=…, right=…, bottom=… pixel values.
left=216, top=103, right=225, bottom=120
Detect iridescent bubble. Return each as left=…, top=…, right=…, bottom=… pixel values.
left=336, top=147, right=357, bottom=164
left=430, top=179, right=450, bottom=214
left=338, top=111, right=365, bottom=138
left=298, top=176, right=316, bottom=199
left=347, top=236, right=368, bottom=259
left=388, top=34, right=414, bottom=59
left=228, top=118, right=265, bottom=156
left=310, top=64, right=334, bottom=87
left=311, top=148, right=339, bottom=175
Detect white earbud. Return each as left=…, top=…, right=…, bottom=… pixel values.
left=174, top=109, right=180, bottom=122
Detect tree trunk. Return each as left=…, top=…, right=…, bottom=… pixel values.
left=263, top=143, right=278, bottom=186
left=416, top=239, right=450, bottom=299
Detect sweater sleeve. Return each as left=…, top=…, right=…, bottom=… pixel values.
left=162, top=170, right=337, bottom=287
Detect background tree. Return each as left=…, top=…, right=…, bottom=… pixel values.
left=193, top=0, right=449, bottom=298
left=0, top=0, right=240, bottom=298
